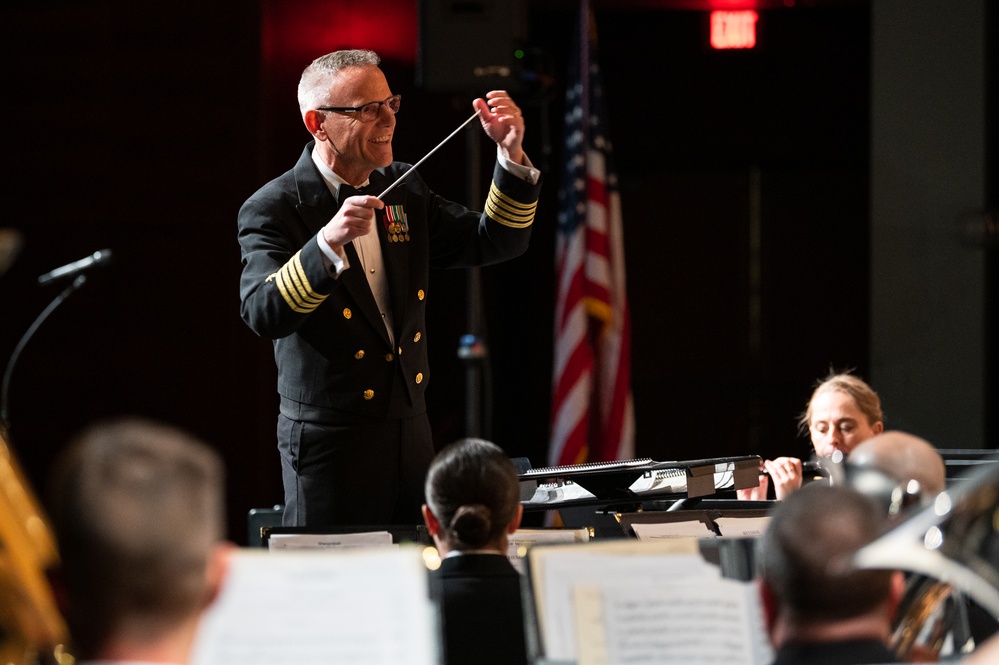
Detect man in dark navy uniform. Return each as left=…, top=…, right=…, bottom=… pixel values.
left=238, top=49, right=541, bottom=527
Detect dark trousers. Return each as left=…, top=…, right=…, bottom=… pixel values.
left=277, top=413, right=435, bottom=527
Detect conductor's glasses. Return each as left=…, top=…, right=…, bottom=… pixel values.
left=318, top=94, right=402, bottom=122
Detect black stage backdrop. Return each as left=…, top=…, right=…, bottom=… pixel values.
left=0, top=1, right=873, bottom=542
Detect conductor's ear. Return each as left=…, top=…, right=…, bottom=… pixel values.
left=304, top=110, right=326, bottom=138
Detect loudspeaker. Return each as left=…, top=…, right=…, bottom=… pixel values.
left=417, top=0, right=527, bottom=93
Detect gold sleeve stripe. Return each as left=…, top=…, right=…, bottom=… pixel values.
left=287, top=257, right=321, bottom=305
left=486, top=181, right=536, bottom=229
left=273, top=250, right=326, bottom=313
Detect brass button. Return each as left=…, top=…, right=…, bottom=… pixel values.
left=354, top=350, right=365, bottom=360
left=363, top=389, right=374, bottom=400
left=343, top=308, right=352, bottom=319
left=397, top=347, right=403, bottom=355
left=415, top=372, right=423, bottom=384
left=417, top=289, right=425, bottom=300
left=385, top=353, right=394, bottom=362
left=413, top=332, right=421, bottom=342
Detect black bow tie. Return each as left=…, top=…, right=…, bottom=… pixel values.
left=338, top=184, right=363, bottom=205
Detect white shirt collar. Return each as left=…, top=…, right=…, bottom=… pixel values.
left=310, top=146, right=369, bottom=197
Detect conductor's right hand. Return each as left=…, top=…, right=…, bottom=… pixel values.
left=322, top=194, right=384, bottom=250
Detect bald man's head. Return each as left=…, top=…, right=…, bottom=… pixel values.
left=848, top=430, right=946, bottom=499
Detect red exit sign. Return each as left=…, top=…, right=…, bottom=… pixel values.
left=710, top=10, right=758, bottom=50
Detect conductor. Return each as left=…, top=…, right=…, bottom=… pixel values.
left=238, top=49, right=542, bottom=527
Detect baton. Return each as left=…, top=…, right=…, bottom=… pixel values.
left=376, top=111, right=480, bottom=200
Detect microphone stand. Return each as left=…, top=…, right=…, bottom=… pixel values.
left=1, top=274, right=88, bottom=429
left=459, top=111, right=492, bottom=440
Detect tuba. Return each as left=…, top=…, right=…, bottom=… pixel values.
left=853, top=454, right=999, bottom=660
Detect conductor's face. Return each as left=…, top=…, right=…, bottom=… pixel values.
left=318, top=65, right=396, bottom=184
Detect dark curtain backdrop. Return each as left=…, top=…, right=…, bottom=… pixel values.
left=1, top=1, right=871, bottom=543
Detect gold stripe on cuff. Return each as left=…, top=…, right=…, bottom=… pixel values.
left=274, top=251, right=326, bottom=313
left=485, top=181, right=536, bottom=228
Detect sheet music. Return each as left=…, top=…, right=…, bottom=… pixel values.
left=507, top=528, right=589, bottom=573
left=631, top=520, right=716, bottom=540
left=715, top=517, right=771, bottom=538
left=575, top=586, right=610, bottom=665
left=532, top=542, right=719, bottom=662
left=520, top=457, right=654, bottom=479
left=523, top=480, right=597, bottom=504
left=628, top=467, right=688, bottom=494
left=267, top=531, right=394, bottom=550
left=713, top=465, right=736, bottom=490
left=520, top=456, right=760, bottom=507
left=190, top=548, right=437, bottom=665
left=597, top=579, right=773, bottom=665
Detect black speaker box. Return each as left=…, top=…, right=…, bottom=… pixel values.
left=417, top=0, right=527, bottom=93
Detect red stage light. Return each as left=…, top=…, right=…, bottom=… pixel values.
left=263, top=0, right=418, bottom=66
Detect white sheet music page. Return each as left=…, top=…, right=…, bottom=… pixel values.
left=190, top=548, right=437, bottom=665
left=631, top=520, right=716, bottom=540
left=600, top=578, right=773, bottom=665
left=523, top=479, right=597, bottom=504
left=538, top=549, right=720, bottom=662
left=266, top=531, right=394, bottom=550
left=714, top=516, right=771, bottom=538
left=507, top=528, right=589, bottom=573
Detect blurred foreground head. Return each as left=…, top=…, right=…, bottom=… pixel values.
left=48, top=417, right=226, bottom=659
left=846, top=430, right=946, bottom=513
left=758, top=484, right=902, bottom=648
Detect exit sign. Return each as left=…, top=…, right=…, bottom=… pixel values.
left=710, top=10, right=758, bottom=50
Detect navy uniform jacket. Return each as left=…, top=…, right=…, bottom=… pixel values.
left=238, top=143, right=541, bottom=421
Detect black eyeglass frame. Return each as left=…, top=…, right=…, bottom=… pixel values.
left=316, top=94, right=402, bottom=120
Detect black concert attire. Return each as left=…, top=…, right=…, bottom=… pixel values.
left=239, top=143, right=540, bottom=526
left=430, top=553, right=528, bottom=665
left=770, top=639, right=899, bottom=665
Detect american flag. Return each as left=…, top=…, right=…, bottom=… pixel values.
left=549, top=6, right=634, bottom=467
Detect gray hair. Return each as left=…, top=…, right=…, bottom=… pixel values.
left=297, top=49, right=381, bottom=115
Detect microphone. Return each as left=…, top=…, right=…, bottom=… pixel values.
left=38, top=249, right=112, bottom=285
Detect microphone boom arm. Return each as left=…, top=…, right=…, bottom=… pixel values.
left=1, top=274, right=89, bottom=428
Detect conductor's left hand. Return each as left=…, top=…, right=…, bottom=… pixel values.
left=473, top=90, right=526, bottom=166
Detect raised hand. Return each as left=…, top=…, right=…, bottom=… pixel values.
left=472, top=90, right=525, bottom=165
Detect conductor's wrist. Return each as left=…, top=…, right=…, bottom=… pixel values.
left=315, top=233, right=347, bottom=276
left=500, top=147, right=525, bottom=165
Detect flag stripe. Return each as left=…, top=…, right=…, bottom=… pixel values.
left=550, top=4, right=635, bottom=468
